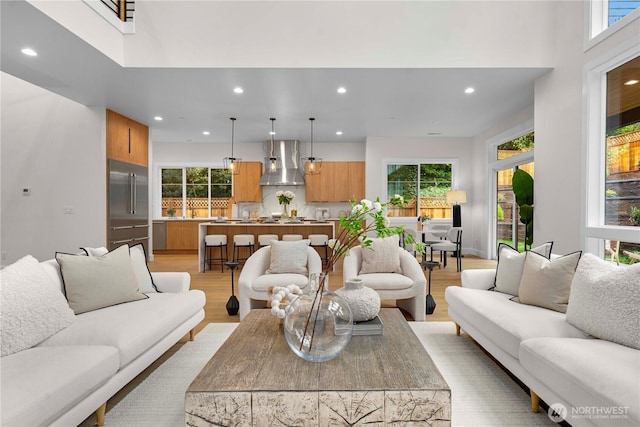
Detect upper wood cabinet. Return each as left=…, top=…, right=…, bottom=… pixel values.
left=106, top=109, right=149, bottom=166
left=306, top=162, right=365, bottom=202
left=233, top=162, right=263, bottom=202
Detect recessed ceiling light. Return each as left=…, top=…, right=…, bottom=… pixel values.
left=336, top=131, right=343, bottom=135
left=337, top=87, right=347, bottom=94
left=154, top=116, right=163, bottom=121
left=464, top=87, right=475, bottom=94
left=203, top=131, right=210, bottom=135
left=624, top=79, right=639, bottom=86
left=233, top=87, right=244, bottom=94
left=21, top=48, right=37, bottom=56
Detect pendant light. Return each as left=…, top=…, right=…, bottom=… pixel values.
left=303, top=117, right=322, bottom=175
left=223, top=117, right=241, bottom=175
left=265, top=118, right=280, bottom=173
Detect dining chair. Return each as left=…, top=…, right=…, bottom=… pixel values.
left=430, top=227, right=463, bottom=272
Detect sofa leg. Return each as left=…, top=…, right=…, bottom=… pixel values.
left=455, top=323, right=460, bottom=336
left=530, top=390, right=540, bottom=413
left=189, top=328, right=196, bottom=341
left=96, top=402, right=106, bottom=426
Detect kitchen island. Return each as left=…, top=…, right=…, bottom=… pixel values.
left=198, top=221, right=335, bottom=272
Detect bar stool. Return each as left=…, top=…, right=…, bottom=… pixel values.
left=308, top=234, right=329, bottom=267
left=205, top=234, right=228, bottom=272
left=233, top=234, right=255, bottom=264
left=282, top=234, right=303, bottom=241
left=257, top=234, right=279, bottom=248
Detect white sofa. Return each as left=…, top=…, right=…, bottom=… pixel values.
left=1, top=253, right=205, bottom=427
left=445, top=254, right=639, bottom=427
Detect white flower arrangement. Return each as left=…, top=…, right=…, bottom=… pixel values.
left=275, top=190, right=295, bottom=205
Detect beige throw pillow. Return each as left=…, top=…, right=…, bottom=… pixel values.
left=267, top=240, right=309, bottom=274
left=493, top=242, right=553, bottom=296
left=56, top=244, right=147, bottom=314
left=518, top=251, right=582, bottom=313
left=359, top=235, right=402, bottom=274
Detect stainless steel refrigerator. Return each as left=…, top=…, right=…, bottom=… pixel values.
left=108, top=159, right=149, bottom=253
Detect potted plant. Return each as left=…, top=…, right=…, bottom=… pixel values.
left=512, top=169, right=534, bottom=251
left=167, top=208, right=176, bottom=218
left=417, top=214, right=431, bottom=230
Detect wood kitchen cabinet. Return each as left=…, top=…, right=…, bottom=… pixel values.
left=106, top=109, right=149, bottom=166
left=165, top=220, right=207, bottom=251
left=233, top=162, right=263, bottom=202
left=306, top=161, right=365, bottom=202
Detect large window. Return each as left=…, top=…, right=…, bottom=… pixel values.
left=160, top=167, right=231, bottom=218
left=386, top=162, right=453, bottom=219
left=584, top=41, right=640, bottom=263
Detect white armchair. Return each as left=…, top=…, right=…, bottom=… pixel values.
left=343, top=246, right=426, bottom=321
left=238, top=245, right=322, bottom=320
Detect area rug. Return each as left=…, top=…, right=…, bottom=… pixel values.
left=94, top=322, right=555, bottom=426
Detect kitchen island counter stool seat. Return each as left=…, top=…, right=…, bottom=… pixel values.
left=233, top=234, right=255, bottom=265
left=205, top=234, right=228, bottom=272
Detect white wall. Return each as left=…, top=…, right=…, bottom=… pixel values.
left=0, top=72, right=106, bottom=265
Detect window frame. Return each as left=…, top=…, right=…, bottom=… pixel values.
left=154, top=162, right=230, bottom=219
left=582, top=39, right=640, bottom=256
left=486, top=119, right=535, bottom=259
left=382, top=157, right=460, bottom=223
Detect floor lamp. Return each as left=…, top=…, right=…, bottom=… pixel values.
left=446, top=190, right=467, bottom=227
left=446, top=190, right=466, bottom=258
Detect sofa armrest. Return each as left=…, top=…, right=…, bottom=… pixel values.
left=151, top=272, right=191, bottom=293
left=460, top=269, right=496, bottom=290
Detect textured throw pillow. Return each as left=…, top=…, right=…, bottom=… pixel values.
left=359, top=235, right=402, bottom=274
left=0, top=255, right=76, bottom=356
left=493, top=242, right=553, bottom=296
left=518, top=250, right=582, bottom=313
left=56, top=244, right=147, bottom=314
left=129, top=244, right=158, bottom=293
left=566, top=253, right=640, bottom=349
left=267, top=240, right=309, bottom=274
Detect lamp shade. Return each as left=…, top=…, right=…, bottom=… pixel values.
left=446, top=190, right=467, bottom=204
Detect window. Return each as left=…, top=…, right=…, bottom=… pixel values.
left=583, top=41, right=640, bottom=262
left=588, top=0, right=640, bottom=45
left=386, top=162, right=453, bottom=219
left=608, top=0, right=640, bottom=26
left=160, top=167, right=231, bottom=218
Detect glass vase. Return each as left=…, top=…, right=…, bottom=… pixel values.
left=281, top=203, right=289, bottom=218
left=284, top=273, right=353, bottom=362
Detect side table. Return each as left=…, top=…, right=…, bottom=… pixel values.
left=223, top=261, right=240, bottom=316
left=421, top=260, right=439, bottom=315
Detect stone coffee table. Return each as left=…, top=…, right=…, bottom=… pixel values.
left=185, top=308, right=450, bottom=426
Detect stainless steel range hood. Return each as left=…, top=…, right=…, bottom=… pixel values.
left=258, top=139, right=306, bottom=186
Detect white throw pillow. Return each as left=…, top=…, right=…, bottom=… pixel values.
left=493, top=242, right=553, bottom=296
left=359, top=235, right=402, bottom=274
left=0, top=255, right=76, bottom=356
left=56, top=244, right=147, bottom=314
left=267, top=240, right=309, bottom=274
left=518, top=251, right=582, bottom=313
left=80, top=246, right=109, bottom=257
left=566, top=253, right=640, bottom=349
left=129, top=244, right=158, bottom=293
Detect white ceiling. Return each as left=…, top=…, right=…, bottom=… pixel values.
left=1, top=1, right=550, bottom=145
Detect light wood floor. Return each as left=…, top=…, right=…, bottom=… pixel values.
left=148, top=252, right=497, bottom=335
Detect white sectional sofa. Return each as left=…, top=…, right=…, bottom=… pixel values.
left=1, top=245, right=206, bottom=426
left=445, top=251, right=639, bottom=427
